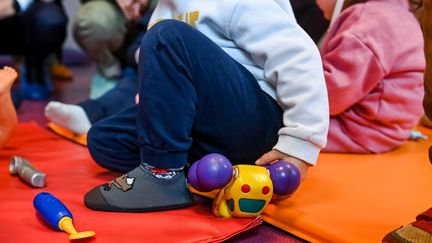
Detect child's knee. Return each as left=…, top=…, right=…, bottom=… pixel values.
left=73, top=1, right=126, bottom=47
left=151, top=19, right=190, bottom=31
left=143, top=20, right=195, bottom=47
left=87, top=122, right=139, bottom=172
left=86, top=124, right=106, bottom=166
left=87, top=129, right=116, bottom=171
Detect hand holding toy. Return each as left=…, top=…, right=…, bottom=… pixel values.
left=33, top=192, right=95, bottom=240
left=265, top=160, right=301, bottom=195
left=9, top=156, right=46, bottom=188
left=188, top=153, right=301, bottom=218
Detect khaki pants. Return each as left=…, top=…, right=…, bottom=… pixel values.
left=73, top=0, right=127, bottom=79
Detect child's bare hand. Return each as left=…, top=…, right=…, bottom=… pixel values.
left=135, top=94, right=139, bottom=104
left=0, top=0, right=15, bottom=20
left=255, top=149, right=310, bottom=180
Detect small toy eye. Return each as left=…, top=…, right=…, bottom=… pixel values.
left=262, top=186, right=270, bottom=195
left=241, top=184, right=250, bottom=193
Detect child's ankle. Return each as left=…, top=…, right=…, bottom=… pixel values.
left=142, top=163, right=183, bottom=179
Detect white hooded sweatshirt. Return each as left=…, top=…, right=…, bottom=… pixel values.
left=148, top=0, right=329, bottom=164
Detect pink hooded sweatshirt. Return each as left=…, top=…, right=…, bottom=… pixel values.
left=322, top=0, right=425, bottom=153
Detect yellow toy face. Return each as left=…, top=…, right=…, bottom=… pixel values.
left=213, top=165, right=273, bottom=218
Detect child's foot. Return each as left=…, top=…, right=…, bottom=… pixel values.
left=84, top=165, right=194, bottom=212
left=0, top=66, right=18, bottom=147
left=44, top=101, right=91, bottom=134
left=0, top=66, right=18, bottom=91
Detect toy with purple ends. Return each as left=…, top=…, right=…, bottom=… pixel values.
left=188, top=153, right=301, bottom=218
left=188, top=153, right=233, bottom=191
left=189, top=154, right=301, bottom=196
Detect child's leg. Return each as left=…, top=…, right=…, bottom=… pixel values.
left=20, top=1, right=67, bottom=99
left=87, top=105, right=140, bottom=173
left=324, top=117, right=403, bottom=153
left=136, top=20, right=283, bottom=166
left=44, top=71, right=137, bottom=134
left=79, top=71, right=137, bottom=123
left=86, top=105, right=194, bottom=212
left=73, top=0, right=126, bottom=79
left=323, top=117, right=369, bottom=153
left=44, top=101, right=91, bottom=134
left=23, top=2, right=67, bottom=82
left=0, top=67, right=18, bottom=147
left=84, top=20, right=283, bottom=212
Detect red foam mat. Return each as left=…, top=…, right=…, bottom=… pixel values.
left=0, top=123, right=260, bottom=243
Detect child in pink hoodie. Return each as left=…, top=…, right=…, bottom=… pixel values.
left=317, top=0, right=425, bottom=153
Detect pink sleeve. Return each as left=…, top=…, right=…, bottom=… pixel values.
left=322, top=33, right=385, bottom=116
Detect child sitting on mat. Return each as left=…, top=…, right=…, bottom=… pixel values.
left=0, top=66, right=18, bottom=147
left=43, top=0, right=324, bottom=137
left=316, top=0, right=425, bottom=153
left=83, top=0, right=329, bottom=212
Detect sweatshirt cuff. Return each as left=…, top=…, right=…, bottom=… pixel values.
left=273, top=135, right=321, bottom=166
left=16, top=0, right=33, bottom=12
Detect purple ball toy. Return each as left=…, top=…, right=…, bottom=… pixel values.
left=194, top=153, right=233, bottom=191
left=267, top=160, right=301, bottom=195
left=187, top=161, right=207, bottom=192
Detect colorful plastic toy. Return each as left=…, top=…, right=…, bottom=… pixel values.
left=33, top=192, right=96, bottom=240
left=188, top=153, right=301, bottom=218
left=9, top=156, right=46, bottom=188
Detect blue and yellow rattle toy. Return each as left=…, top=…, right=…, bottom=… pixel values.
left=188, top=153, right=301, bottom=218
left=33, top=192, right=96, bottom=240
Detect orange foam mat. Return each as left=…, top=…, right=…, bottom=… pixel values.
left=46, top=122, right=87, bottom=146
left=263, top=127, right=432, bottom=242
left=0, top=123, right=260, bottom=243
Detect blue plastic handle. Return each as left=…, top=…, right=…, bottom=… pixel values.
left=33, top=192, right=73, bottom=231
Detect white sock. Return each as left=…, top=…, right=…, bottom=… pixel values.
left=44, top=101, right=91, bottom=134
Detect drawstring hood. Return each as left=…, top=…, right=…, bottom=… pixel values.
left=330, top=0, right=346, bottom=25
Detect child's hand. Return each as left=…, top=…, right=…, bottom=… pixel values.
left=255, top=149, right=310, bottom=180
left=135, top=94, right=139, bottom=104
left=0, top=0, right=15, bottom=20
left=135, top=48, right=140, bottom=64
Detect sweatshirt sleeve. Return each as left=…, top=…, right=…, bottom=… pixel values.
left=228, top=0, right=329, bottom=164
left=322, top=32, right=385, bottom=116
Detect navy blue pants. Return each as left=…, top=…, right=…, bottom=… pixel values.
left=87, top=20, right=283, bottom=173
left=0, top=1, right=67, bottom=83
left=78, top=69, right=137, bottom=124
